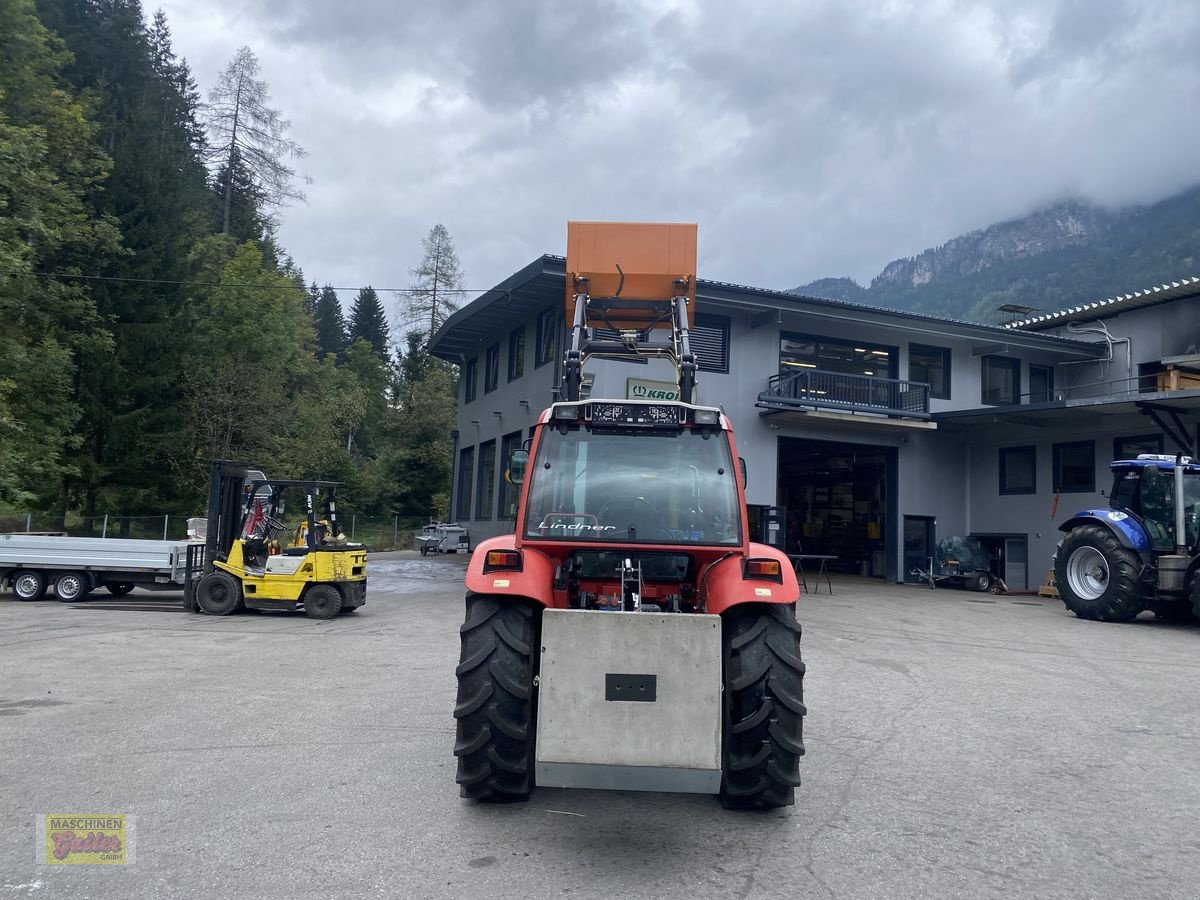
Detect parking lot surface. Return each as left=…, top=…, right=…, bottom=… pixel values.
left=2, top=556, right=1199, bottom=899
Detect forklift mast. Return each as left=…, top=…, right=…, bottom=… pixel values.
left=205, top=459, right=251, bottom=565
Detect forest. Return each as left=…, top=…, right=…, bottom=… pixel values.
left=0, top=0, right=461, bottom=535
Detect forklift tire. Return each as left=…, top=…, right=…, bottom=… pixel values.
left=1055, top=525, right=1143, bottom=622
left=195, top=572, right=242, bottom=616
left=969, top=571, right=992, bottom=593
left=105, top=583, right=135, bottom=597
left=720, top=604, right=806, bottom=809
left=12, top=570, right=48, bottom=601
left=303, top=585, right=343, bottom=619
left=54, top=572, right=91, bottom=602
left=453, top=596, right=538, bottom=802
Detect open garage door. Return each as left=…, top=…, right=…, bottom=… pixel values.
left=777, top=437, right=895, bottom=577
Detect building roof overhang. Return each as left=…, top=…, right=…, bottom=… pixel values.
left=933, top=389, right=1200, bottom=432
left=1003, top=276, right=1200, bottom=330
left=429, top=256, right=1110, bottom=363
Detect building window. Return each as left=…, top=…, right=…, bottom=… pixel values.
left=692, top=314, right=731, bottom=373
left=456, top=446, right=475, bottom=521
left=780, top=333, right=896, bottom=379
left=500, top=430, right=523, bottom=518
left=484, top=344, right=499, bottom=394
left=1053, top=440, right=1095, bottom=493
left=508, top=327, right=525, bottom=382
left=1030, top=364, right=1054, bottom=403
left=463, top=357, right=477, bottom=404
left=1000, top=446, right=1036, bottom=495
left=981, top=356, right=1020, bottom=405
left=1113, top=434, right=1163, bottom=460
left=475, top=440, right=496, bottom=520
left=909, top=344, right=950, bottom=399
left=535, top=307, right=558, bottom=368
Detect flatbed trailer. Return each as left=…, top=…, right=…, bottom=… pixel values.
left=0, top=534, right=199, bottom=601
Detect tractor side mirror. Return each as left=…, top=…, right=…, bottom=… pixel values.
left=508, top=450, right=529, bottom=485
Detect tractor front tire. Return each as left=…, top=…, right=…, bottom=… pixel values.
left=453, top=596, right=538, bottom=802
left=1055, top=525, right=1143, bottom=622
left=720, top=604, right=806, bottom=809
left=195, top=571, right=242, bottom=616
left=304, top=584, right=343, bottom=619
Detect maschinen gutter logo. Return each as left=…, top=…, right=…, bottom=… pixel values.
left=36, top=814, right=135, bottom=864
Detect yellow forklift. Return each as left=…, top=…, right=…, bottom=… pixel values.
left=184, top=460, right=367, bottom=619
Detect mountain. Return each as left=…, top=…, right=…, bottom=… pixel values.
left=792, top=185, right=1200, bottom=323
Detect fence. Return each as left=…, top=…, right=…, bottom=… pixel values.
left=0, top=513, right=434, bottom=552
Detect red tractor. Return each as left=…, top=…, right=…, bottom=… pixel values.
left=453, top=223, right=806, bottom=808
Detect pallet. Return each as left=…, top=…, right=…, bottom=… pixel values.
left=1037, top=568, right=1060, bottom=598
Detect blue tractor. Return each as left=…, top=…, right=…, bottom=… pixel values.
left=1055, top=454, right=1200, bottom=622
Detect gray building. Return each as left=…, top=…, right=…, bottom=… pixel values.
left=429, top=256, right=1200, bottom=589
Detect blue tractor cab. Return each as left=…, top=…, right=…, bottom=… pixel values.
left=1055, top=454, right=1200, bottom=622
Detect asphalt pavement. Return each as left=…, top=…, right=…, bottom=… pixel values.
left=2, top=554, right=1199, bottom=899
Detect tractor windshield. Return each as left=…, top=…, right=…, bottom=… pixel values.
left=523, top=426, right=741, bottom=546
left=1112, top=465, right=1200, bottom=549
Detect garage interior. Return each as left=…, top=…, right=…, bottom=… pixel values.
left=777, top=438, right=891, bottom=575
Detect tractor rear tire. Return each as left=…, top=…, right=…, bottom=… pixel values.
left=304, top=584, right=343, bottom=619
left=12, top=570, right=47, bottom=601
left=1055, top=525, right=1143, bottom=622
left=1190, top=577, right=1200, bottom=623
left=453, top=596, right=538, bottom=802
left=195, top=571, right=242, bottom=616
left=720, top=604, right=806, bottom=809
left=105, top=583, right=135, bottom=597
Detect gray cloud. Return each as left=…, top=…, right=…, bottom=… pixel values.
left=156, top=0, right=1200, bottom=312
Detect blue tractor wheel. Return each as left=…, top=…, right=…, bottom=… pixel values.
left=1055, top=524, right=1143, bottom=622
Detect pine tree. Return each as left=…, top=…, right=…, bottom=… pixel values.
left=405, top=224, right=464, bottom=339
left=204, top=46, right=307, bottom=236
left=313, top=284, right=347, bottom=360
left=349, top=286, right=390, bottom=358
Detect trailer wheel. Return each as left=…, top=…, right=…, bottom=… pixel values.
left=304, top=584, right=343, bottom=619
left=453, top=596, right=538, bottom=802
left=12, top=570, right=48, bottom=601
left=54, top=572, right=91, bottom=602
left=1055, top=525, right=1143, bottom=622
left=720, top=604, right=806, bottom=809
left=106, top=583, right=135, bottom=597
left=195, top=571, right=242, bottom=616
left=969, top=571, right=992, bottom=593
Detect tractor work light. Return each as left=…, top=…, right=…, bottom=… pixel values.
left=552, top=404, right=581, bottom=421
left=744, top=558, right=783, bottom=583
left=693, top=408, right=721, bottom=426
left=484, top=549, right=523, bottom=573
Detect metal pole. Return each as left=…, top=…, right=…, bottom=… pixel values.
left=26, top=513, right=31, bottom=532
left=351, top=514, right=356, bottom=541
left=102, top=514, right=108, bottom=538
left=393, top=516, right=398, bottom=550
left=163, top=515, right=169, bottom=540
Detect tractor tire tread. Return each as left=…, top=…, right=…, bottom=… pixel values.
left=454, top=596, right=538, bottom=802
left=720, top=604, right=806, bottom=810
left=1055, top=525, right=1143, bottom=622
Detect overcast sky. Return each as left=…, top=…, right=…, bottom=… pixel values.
left=155, top=0, right=1200, bottom=318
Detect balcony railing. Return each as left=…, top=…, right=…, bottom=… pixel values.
left=758, top=369, right=931, bottom=419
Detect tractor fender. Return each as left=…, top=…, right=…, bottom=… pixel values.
left=1058, top=510, right=1153, bottom=560
left=701, top=542, right=801, bottom=615
left=464, top=536, right=558, bottom=607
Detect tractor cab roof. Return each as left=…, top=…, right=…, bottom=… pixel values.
left=1111, top=454, right=1200, bottom=472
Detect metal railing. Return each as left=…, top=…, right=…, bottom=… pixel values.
left=759, top=369, right=931, bottom=418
